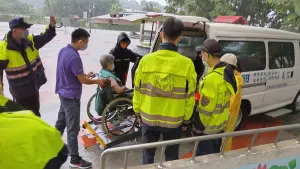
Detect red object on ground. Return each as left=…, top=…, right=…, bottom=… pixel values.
left=213, top=16, right=248, bottom=25
left=180, top=115, right=282, bottom=159
left=79, top=128, right=97, bottom=148
left=81, top=135, right=97, bottom=148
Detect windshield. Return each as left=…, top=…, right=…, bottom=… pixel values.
left=178, top=36, right=205, bottom=60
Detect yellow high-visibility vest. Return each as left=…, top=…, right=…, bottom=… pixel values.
left=0, top=34, right=40, bottom=80
left=196, top=65, right=236, bottom=134
left=133, top=49, right=197, bottom=128
left=0, top=96, right=64, bottom=169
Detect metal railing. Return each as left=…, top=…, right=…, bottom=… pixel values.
left=100, top=123, right=300, bottom=169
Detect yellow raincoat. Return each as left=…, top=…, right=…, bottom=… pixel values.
left=223, top=70, right=243, bottom=151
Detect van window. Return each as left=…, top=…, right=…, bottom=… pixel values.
left=219, top=41, right=266, bottom=72
left=268, top=42, right=295, bottom=69
left=178, top=36, right=205, bottom=60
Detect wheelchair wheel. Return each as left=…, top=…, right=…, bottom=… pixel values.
left=86, top=93, right=102, bottom=124
left=101, top=97, right=137, bottom=137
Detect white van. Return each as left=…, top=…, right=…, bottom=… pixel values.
left=146, top=15, right=300, bottom=128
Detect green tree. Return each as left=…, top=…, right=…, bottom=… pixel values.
left=268, top=0, right=300, bottom=32
left=0, top=0, right=33, bottom=15
left=141, top=0, right=160, bottom=12
left=165, top=0, right=300, bottom=32
left=43, top=0, right=118, bottom=18
left=110, top=3, right=124, bottom=13
left=165, top=0, right=275, bottom=26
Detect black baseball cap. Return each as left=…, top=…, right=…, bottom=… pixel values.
left=195, top=39, right=222, bottom=57
left=9, top=17, right=33, bottom=30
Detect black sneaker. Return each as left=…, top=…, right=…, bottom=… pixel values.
left=70, top=156, right=92, bottom=169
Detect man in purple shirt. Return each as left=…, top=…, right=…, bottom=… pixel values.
left=55, top=28, right=105, bottom=169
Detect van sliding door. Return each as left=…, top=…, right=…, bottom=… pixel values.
left=261, top=41, right=298, bottom=112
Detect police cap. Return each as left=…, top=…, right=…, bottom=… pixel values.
left=195, top=39, right=222, bottom=57
left=9, top=17, right=33, bottom=30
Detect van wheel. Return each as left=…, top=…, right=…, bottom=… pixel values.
left=291, top=92, right=300, bottom=113
left=234, top=105, right=246, bottom=131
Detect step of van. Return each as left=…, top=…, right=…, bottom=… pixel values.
left=265, top=108, right=293, bottom=118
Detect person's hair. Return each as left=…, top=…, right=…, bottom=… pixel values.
left=206, top=52, right=217, bottom=58
left=100, top=54, right=114, bottom=69
left=162, top=17, right=184, bottom=41
left=71, top=28, right=90, bottom=43
left=236, top=61, right=243, bottom=72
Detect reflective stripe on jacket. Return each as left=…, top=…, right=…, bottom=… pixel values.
left=195, top=65, right=236, bottom=134
left=223, top=70, right=243, bottom=151
left=0, top=96, right=64, bottom=169
left=133, top=49, right=197, bottom=128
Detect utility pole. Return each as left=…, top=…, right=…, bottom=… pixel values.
left=88, top=1, right=91, bottom=33
left=92, top=3, right=95, bottom=18
left=62, top=0, right=67, bottom=33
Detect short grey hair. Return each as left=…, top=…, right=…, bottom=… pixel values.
left=100, top=54, right=114, bottom=69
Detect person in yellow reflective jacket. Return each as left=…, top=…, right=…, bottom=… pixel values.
left=0, top=95, right=68, bottom=169
left=220, top=53, right=244, bottom=152
left=0, top=16, right=57, bottom=117
left=133, top=17, right=197, bottom=164
left=193, top=39, right=237, bottom=156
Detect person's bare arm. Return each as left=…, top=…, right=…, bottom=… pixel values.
left=110, top=77, right=126, bottom=93
left=77, top=74, right=105, bottom=85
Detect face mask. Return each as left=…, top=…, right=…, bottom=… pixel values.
left=111, top=64, right=115, bottom=70
left=21, top=29, right=29, bottom=38
left=80, top=43, right=88, bottom=51
left=202, top=53, right=208, bottom=64
left=203, top=62, right=209, bottom=68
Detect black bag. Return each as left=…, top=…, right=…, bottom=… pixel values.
left=20, top=50, right=47, bottom=91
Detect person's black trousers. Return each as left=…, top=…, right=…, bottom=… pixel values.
left=15, top=93, right=40, bottom=117
left=142, top=124, right=181, bottom=164
left=194, top=132, right=222, bottom=156
left=44, top=144, right=68, bottom=169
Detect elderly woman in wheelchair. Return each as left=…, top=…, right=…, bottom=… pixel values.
left=87, top=54, right=136, bottom=137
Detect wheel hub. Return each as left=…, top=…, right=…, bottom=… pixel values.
left=296, top=96, right=300, bottom=111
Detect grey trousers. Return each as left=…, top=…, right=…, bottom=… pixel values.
left=55, top=95, right=81, bottom=157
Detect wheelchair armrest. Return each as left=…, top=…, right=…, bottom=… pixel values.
left=114, top=89, right=134, bottom=97
left=124, top=89, right=134, bottom=93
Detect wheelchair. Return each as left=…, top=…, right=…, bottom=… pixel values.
left=86, top=76, right=138, bottom=138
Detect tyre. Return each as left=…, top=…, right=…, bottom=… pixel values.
left=86, top=93, right=102, bottom=124
left=290, top=91, right=300, bottom=113
left=101, top=97, right=137, bottom=137
left=234, top=104, right=247, bottom=131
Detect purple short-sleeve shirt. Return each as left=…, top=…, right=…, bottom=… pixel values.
left=55, top=45, right=84, bottom=99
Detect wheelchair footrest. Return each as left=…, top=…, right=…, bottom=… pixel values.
left=106, top=129, right=142, bottom=149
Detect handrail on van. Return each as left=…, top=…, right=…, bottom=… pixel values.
left=100, top=123, right=300, bottom=169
